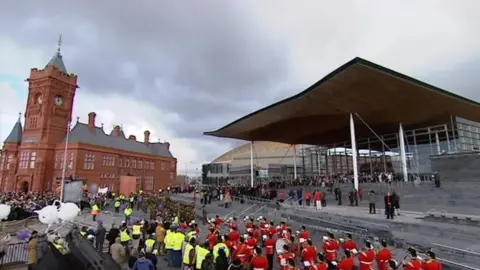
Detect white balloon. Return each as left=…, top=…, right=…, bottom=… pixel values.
left=0, top=204, right=11, bottom=220
left=57, top=202, right=80, bottom=222
left=35, top=205, right=59, bottom=225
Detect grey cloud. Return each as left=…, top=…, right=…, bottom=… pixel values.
left=0, top=1, right=292, bottom=162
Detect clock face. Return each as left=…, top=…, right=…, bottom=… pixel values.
left=54, top=96, right=64, bottom=106
left=37, top=95, right=43, bottom=105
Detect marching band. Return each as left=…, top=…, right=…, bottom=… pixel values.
left=190, top=214, right=443, bottom=270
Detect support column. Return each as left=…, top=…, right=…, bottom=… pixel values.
left=293, top=145, right=297, bottom=180
left=381, top=136, right=387, bottom=173
left=435, top=132, right=441, bottom=154
left=350, top=114, right=359, bottom=190
left=250, top=141, right=254, bottom=187
left=450, top=115, right=458, bottom=152
left=399, top=123, right=409, bottom=182
left=444, top=124, right=451, bottom=152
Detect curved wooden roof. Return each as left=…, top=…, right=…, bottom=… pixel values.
left=205, top=57, right=480, bottom=146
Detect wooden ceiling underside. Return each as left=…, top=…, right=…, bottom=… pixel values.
left=205, top=58, right=480, bottom=147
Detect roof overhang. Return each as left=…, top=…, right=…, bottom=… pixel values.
left=204, top=57, right=480, bottom=146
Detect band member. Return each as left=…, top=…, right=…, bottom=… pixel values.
left=301, top=239, right=317, bottom=268
left=338, top=250, right=355, bottom=270
left=402, top=248, right=422, bottom=270
left=252, top=225, right=261, bottom=241
left=376, top=239, right=393, bottom=270
left=215, top=215, right=224, bottom=226
left=250, top=247, right=269, bottom=270
left=268, top=222, right=276, bottom=236
left=341, top=234, right=358, bottom=253
left=277, top=245, right=296, bottom=270
left=298, top=225, right=310, bottom=240
left=228, top=226, right=240, bottom=244
left=264, top=234, right=275, bottom=270
left=309, top=253, right=328, bottom=270
left=233, top=237, right=249, bottom=264
left=422, top=251, right=442, bottom=270
left=358, top=240, right=376, bottom=270
left=322, top=233, right=339, bottom=264
left=286, top=258, right=300, bottom=270
left=245, top=217, right=254, bottom=231
left=207, top=228, right=218, bottom=250
left=246, top=232, right=258, bottom=259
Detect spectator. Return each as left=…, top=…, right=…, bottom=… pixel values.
left=110, top=237, right=126, bottom=265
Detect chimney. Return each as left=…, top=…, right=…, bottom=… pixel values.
left=144, top=130, right=150, bottom=144
left=129, top=135, right=136, bottom=140
left=113, top=125, right=121, bottom=136
left=164, top=142, right=170, bottom=150
left=88, top=112, right=96, bottom=127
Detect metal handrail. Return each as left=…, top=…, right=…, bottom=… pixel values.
left=430, top=243, right=480, bottom=256
left=285, top=212, right=368, bottom=234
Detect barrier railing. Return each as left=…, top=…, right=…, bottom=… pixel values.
left=0, top=216, right=40, bottom=234
left=0, top=242, right=28, bottom=266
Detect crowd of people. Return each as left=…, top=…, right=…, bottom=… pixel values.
left=0, top=191, right=58, bottom=221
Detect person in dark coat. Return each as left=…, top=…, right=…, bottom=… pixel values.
left=106, top=224, right=120, bottom=254
left=95, top=220, right=107, bottom=252
left=384, top=192, right=394, bottom=219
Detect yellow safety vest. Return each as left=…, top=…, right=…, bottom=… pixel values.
left=80, top=231, right=87, bottom=237
left=164, top=230, right=173, bottom=249
left=186, top=231, right=196, bottom=242
left=132, top=225, right=142, bottom=235
left=114, top=201, right=121, bottom=207
left=130, top=197, right=134, bottom=202
left=196, top=247, right=209, bottom=269
left=173, top=232, right=184, bottom=251
left=213, top=243, right=229, bottom=259
left=120, top=230, right=131, bottom=242
left=145, top=239, right=155, bottom=249
left=54, top=244, right=66, bottom=254
left=183, top=244, right=194, bottom=265
left=124, top=208, right=132, bottom=216
left=92, top=205, right=99, bottom=211
left=173, top=216, right=179, bottom=224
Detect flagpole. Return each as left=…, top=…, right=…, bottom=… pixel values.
left=60, top=121, right=71, bottom=202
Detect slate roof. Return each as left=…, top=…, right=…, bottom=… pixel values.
left=4, top=119, right=23, bottom=143
left=63, top=122, right=173, bottom=158
left=46, top=51, right=67, bottom=73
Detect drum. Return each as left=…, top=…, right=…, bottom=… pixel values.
left=275, top=238, right=289, bottom=255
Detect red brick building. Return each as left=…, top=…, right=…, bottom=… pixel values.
left=0, top=45, right=177, bottom=193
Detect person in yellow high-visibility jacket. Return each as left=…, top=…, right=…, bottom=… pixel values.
left=213, top=235, right=229, bottom=260
left=124, top=205, right=133, bottom=223
left=131, top=221, right=142, bottom=250
left=183, top=237, right=196, bottom=269
left=171, top=228, right=185, bottom=267
left=114, top=200, right=121, bottom=213
left=91, top=203, right=100, bottom=222
left=164, top=225, right=175, bottom=266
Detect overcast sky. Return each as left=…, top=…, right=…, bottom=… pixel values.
left=1, top=1, right=479, bottom=175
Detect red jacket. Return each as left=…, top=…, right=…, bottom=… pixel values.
left=338, top=257, right=355, bottom=270
left=322, top=240, right=339, bottom=261
left=358, top=249, right=376, bottom=270
left=251, top=255, right=269, bottom=270
left=264, top=238, right=275, bottom=255
left=376, top=248, right=392, bottom=270
left=277, top=252, right=295, bottom=270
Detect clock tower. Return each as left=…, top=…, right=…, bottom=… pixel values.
left=20, top=36, right=78, bottom=191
